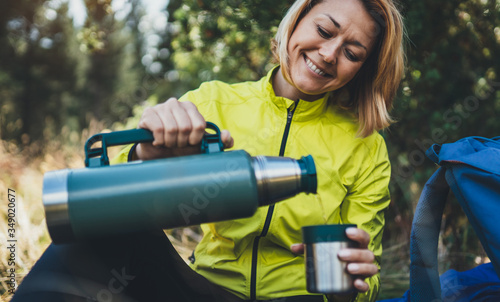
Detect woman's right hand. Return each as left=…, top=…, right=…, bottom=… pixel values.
left=135, top=98, right=234, bottom=160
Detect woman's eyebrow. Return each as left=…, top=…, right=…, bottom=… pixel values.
left=323, top=13, right=368, bottom=51
left=324, top=13, right=341, bottom=29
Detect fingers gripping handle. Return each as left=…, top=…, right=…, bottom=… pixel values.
left=85, top=122, right=224, bottom=167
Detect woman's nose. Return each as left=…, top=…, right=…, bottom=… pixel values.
left=319, top=40, right=341, bottom=65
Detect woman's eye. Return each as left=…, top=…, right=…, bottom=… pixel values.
left=316, top=25, right=331, bottom=39
left=344, top=49, right=359, bottom=62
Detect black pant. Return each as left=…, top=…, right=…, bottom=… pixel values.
left=12, top=230, right=323, bottom=302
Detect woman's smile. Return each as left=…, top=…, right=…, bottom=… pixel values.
left=304, top=55, right=331, bottom=77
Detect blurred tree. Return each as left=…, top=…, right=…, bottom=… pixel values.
left=151, top=0, right=184, bottom=100
left=161, top=0, right=290, bottom=94
left=0, top=0, right=80, bottom=145
left=124, top=0, right=147, bottom=83
left=0, top=0, right=148, bottom=146
left=78, top=0, right=145, bottom=127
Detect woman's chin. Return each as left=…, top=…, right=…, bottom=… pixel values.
left=295, top=84, right=329, bottom=97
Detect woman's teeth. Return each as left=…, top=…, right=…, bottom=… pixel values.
left=305, top=57, right=326, bottom=76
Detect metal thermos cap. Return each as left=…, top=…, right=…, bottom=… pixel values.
left=297, top=155, right=317, bottom=194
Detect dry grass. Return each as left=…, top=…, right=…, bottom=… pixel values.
left=0, top=142, right=56, bottom=301
left=0, top=124, right=96, bottom=301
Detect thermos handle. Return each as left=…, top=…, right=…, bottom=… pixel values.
left=200, top=122, right=224, bottom=154
left=85, top=122, right=224, bottom=167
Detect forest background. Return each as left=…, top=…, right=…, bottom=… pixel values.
left=1, top=0, right=499, bottom=300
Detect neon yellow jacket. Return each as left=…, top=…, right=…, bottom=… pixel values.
left=113, top=67, right=391, bottom=301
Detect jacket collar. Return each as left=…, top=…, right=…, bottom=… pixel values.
left=262, top=66, right=329, bottom=122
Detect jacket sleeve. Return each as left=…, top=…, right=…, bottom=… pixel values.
left=340, top=136, right=391, bottom=302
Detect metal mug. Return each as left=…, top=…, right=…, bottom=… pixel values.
left=302, top=224, right=357, bottom=294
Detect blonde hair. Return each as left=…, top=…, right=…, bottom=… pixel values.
left=271, top=0, right=405, bottom=137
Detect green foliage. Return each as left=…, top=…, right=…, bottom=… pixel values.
left=0, top=0, right=80, bottom=144
left=0, top=0, right=146, bottom=145
left=387, top=0, right=499, bottom=272
left=78, top=0, right=146, bottom=126
left=162, top=0, right=290, bottom=92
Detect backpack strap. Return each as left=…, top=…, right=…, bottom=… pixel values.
left=410, top=136, right=500, bottom=301
left=409, top=167, right=450, bottom=302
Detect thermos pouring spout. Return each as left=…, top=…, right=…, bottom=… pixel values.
left=253, top=155, right=317, bottom=206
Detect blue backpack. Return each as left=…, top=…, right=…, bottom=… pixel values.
left=381, top=137, right=500, bottom=301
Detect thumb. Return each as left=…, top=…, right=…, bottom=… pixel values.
left=220, top=130, right=234, bottom=149
left=290, top=243, right=305, bottom=254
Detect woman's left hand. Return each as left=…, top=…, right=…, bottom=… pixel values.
left=290, top=227, right=378, bottom=292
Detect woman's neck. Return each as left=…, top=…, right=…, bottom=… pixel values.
left=272, top=67, right=325, bottom=102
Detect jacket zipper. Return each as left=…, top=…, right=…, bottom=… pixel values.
left=249, top=101, right=298, bottom=301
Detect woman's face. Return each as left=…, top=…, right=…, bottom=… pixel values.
left=287, top=0, right=378, bottom=97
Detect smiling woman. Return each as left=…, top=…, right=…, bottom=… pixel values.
left=273, top=0, right=405, bottom=137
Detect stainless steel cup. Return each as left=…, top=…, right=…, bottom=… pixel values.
left=302, top=224, right=357, bottom=294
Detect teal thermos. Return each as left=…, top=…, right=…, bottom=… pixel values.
left=43, top=123, right=317, bottom=244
